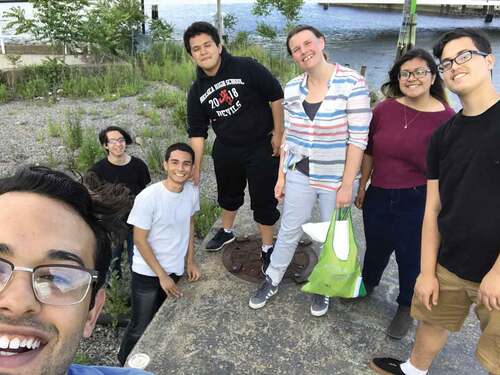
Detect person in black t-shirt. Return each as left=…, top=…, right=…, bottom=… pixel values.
left=371, top=29, right=500, bottom=375
left=90, top=126, right=151, bottom=278
left=183, top=22, right=284, bottom=266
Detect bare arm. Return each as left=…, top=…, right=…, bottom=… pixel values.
left=354, top=153, right=373, bottom=209
left=189, top=137, right=205, bottom=186
left=186, top=216, right=201, bottom=282
left=336, top=144, right=365, bottom=208
left=478, top=253, right=500, bottom=311
left=270, top=99, right=284, bottom=156
left=134, top=226, right=182, bottom=297
left=414, top=179, right=441, bottom=310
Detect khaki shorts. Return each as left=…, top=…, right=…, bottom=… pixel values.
left=411, top=264, right=500, bottom=374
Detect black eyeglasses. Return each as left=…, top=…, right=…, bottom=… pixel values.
left=0, top=258, right=98, bottom=306
left=398, top=68, right=431, bottom=80
left=438, top=50, right=489, bottom=73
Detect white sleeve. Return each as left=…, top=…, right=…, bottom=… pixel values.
left=127, top=191, right=155, bottom=230
left=192, top=185, right=200, bottom=215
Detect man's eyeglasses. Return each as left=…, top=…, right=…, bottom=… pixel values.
left=0, top=258, right=97, bottom=306
left=438, top=50, right=489, bottom=73
left=107, top=138, right=126, bottom=145
left=398, top=68, right=431, bottom=81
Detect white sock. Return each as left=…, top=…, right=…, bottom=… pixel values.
left=223, top=228, right=233, bottom=234
left=261, top=244, right=273, bottom=253
left=400, top=360, right=428, bottom=375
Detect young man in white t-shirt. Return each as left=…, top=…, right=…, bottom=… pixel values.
left=118, top=143, right=201, bottom=365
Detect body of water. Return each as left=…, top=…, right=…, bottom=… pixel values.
left=2, top=1, right=500, bottom=105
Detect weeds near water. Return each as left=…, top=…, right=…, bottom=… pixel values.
left=138, top=108, right=162, bottom=127
left=151, top=89, right=178, bottom=108
left=171, top=99, right=187, bottom=130
left=0, top=84, right=8, bottom=102
left=47, top=118, right=63, bottom=137
left=137, top=126, right=166, bottom=139
left=62, top=111, right=83, bottom=151
left=104, top=270, right=131, bottom=330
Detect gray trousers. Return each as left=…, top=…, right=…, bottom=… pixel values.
left=266, top=169, right=357, bottom=286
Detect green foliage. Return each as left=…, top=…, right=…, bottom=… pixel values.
left=203, top=140, right=213, bottom=156
left=0, top=84, right=8, bottom=103
left=256, top=23, right=278, bottom=41
left=253, top=0, right=304, bottom=24
left=171, top=99, right=187, bottom=130
left=104, top=270, right=131, bottom=330
left=86, top=0, right=144, bottom=57
left=137, top=126, right=166, bottom=139
left=73, top=352, right=92, bottom=365
left=195, top=196, right=221, bottom=238
left=150, top=19, right=174, bottom=42
left=4, top=0, right=90, bottom=49
left=5, top=54, right=22, bottom=67
left=45, top=148, right=59, bottom=168
left=77, top=129, right=105, bottom=171
left=62, top=111, right=83, bottom=151
left=138, top=108, right=162, bottom=126
left=231, top=31, right=250, bottom=48
left=144, top=140, right=164, bottom=175
left=223, top=13, right=237, bottom=34
left=151, top=89, right=178, bottom=109
left=47, top=118, right=62, bottom=137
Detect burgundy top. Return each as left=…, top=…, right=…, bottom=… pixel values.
left=366, top=98, right=455, bottom=189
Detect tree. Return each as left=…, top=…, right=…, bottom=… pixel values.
left=4, top=0, right=90, bottom=51
left=252, top=0, right=304, bottom=27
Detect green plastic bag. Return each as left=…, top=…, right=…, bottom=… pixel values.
left=301, top=208, right=367, bottom=298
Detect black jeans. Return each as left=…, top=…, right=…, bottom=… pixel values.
left=118, top=272, right=181, bottom=365
left=362, top=185, right=426, bottom=307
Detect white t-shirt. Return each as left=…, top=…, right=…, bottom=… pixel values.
left=127, top=181, right=199, bottom=276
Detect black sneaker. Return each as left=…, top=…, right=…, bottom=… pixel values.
left=260, top=246, right=274, bottom=274
left=369, top=357, right=405, bottom=374
left=205, top=228, right=235, bottom=252
left=249, top=276, right=278, bottom=309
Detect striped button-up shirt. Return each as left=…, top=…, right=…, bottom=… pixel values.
left=282, top=63, right=372, bottom=191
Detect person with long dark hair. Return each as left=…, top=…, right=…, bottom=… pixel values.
left=355, top=48, right=454, bottom=339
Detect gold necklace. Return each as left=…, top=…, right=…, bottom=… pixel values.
left=403, top=105, right=421, bottom=129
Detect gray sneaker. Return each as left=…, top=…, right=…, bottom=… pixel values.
left=310, top=294, right=329, bottom=316
left=387, top=305, right=413, bottom=339
left=249, top=276, right=278, bottom=309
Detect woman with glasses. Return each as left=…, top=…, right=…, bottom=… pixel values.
left=355, top=48, right=455, bottom=339
left=249, top=25, right=371, bottom=316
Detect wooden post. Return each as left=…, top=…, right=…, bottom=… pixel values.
left=216, top=0, right=224, bottom=41
left=152, top=5, right=158, bottom=20
left=396, top=0, right=417, bottom=60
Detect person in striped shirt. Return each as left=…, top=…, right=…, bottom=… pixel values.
left=249, top=25, right=372, bottom=316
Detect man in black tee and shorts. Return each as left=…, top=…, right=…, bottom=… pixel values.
left=90, top=126, right=151, bottom=278
left=371, top=28, right=500, bottom=375
left=184, top=22, right=283, bottom=267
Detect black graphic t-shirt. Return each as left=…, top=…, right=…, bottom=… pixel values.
left=187, top=48, right=284, bottom=146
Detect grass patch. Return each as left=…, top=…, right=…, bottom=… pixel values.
left=151, top=89, right=179, bottom=108
left=77, top=129, right=105, bottom=171
left=171, top=99, right=187, bottom=130
left=195, top=196, right=221, bottom=238
left=61, top=111, right=83, bottom=151
left=73, top=352, right=92, bottom=365
left=144, top=140, right=164, bottom=175
left=137, top=108, right=162, bottom=127
left=104, top=271, right=131, bottom=330
left=0, top=84, right=8, bottom=102
left=137, top=126, right=166, bottom=139
left=47, top=118, right=63, bottom=138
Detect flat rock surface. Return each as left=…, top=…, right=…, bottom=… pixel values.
left=129, top=198, right=485, bottom=374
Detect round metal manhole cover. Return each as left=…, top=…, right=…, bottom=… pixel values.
left=222, top=235, right=317, bottom=284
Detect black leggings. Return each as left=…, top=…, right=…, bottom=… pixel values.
left=118, top=272, right=181, bottom=365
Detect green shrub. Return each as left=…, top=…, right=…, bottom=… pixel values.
left=195, top=196, right=221, bottom=238
left=104, top=271, right=131, bottom=330
left=47, top=118, right=63, bottom=138
left=138, top=108, right=162, bottom=127
left=151, top=90, right=178, bottom=108
left=137, top=126, right=166, bottom=139
left=20, top=78, right=50, bottom=99
left=145, top=140, right=164, bottom=175
left=171, top=99, right=187, bottom=130
left=62, top=112, right=83, bottom=151
left=77, top=129, right=105, bottom=171
left=0, top=84, right=8, bottom=102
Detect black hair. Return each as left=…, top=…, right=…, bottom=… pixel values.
left=164, top=143, right=195, bottom=163
left=183, top=21, right=221, bottom=55
left=286, top=25, right=325, bottom=56
left=98, top=126, right=132, bottom=153
left=0, top=166, right=132, bottom=309
left=433, top=28, right=492, bottom=60
left=381, top=48, right=448, bottom=105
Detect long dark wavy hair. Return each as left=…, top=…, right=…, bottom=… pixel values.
left=381, top=48, right=448, bottom=104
